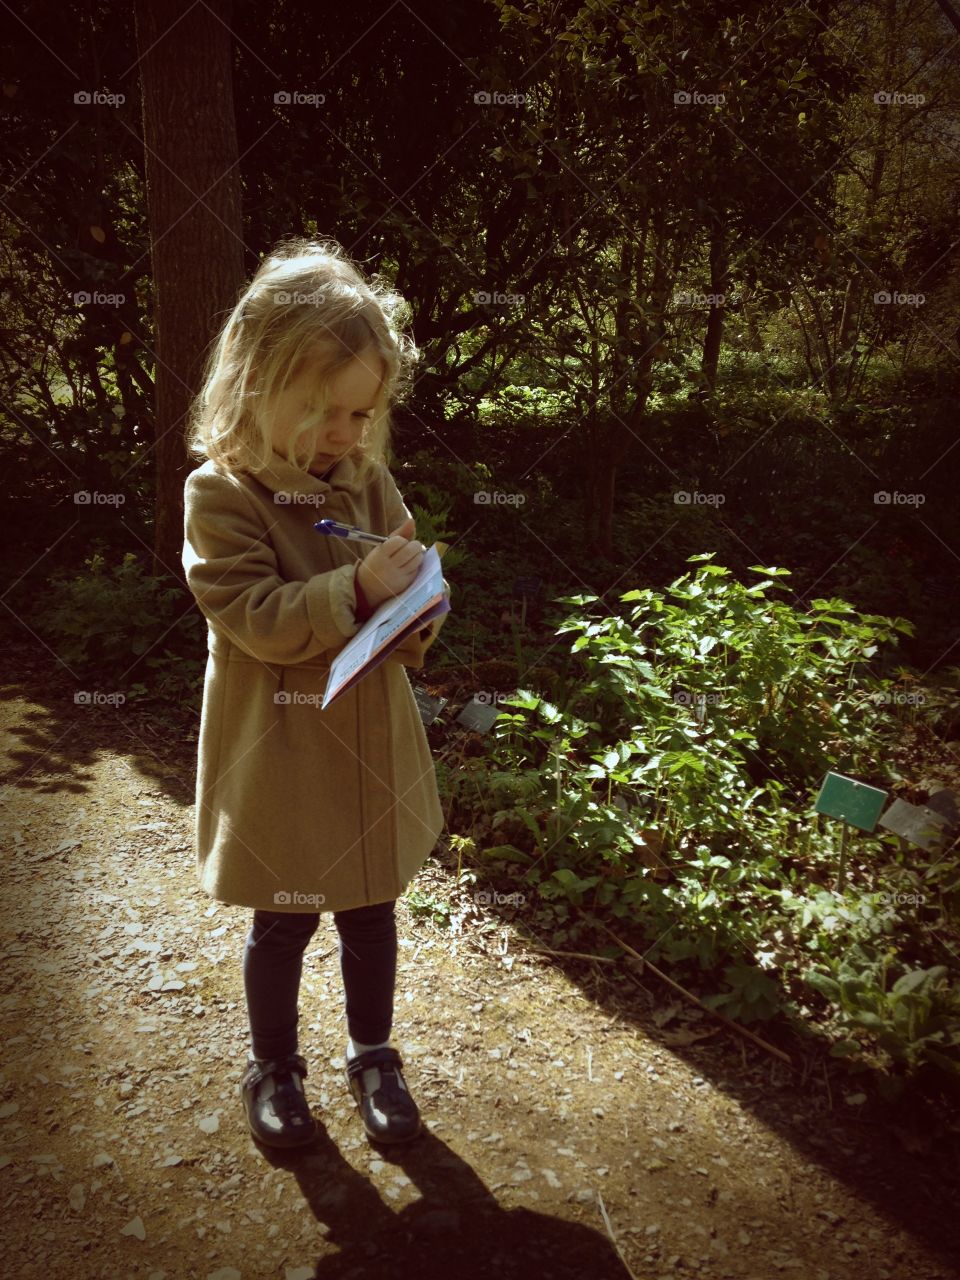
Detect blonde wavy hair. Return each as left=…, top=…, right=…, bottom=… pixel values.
left=185, top=236, right=420, bottom=482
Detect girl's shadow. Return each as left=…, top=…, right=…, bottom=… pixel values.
left=257, top=1125, right=634, bottom=1280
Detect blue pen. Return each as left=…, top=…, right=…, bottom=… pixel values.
left=314, top=519, right=388, bottom=545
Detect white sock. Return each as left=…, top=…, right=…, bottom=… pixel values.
left=347, top=1035, right=404, bottom=1096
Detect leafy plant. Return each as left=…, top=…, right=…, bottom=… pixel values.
left=405, top=886, right=454, bottom=926
left=805, top=943, right=960, bottom=1080
left=700, top=961, right=783, bottom=1024
left=442, top=553, right=960, bottom=1086
left=555, top=553, right=914, bottom=787
left=34, top=550, right=204, bottom=683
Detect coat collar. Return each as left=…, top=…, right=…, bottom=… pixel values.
left=249, top=445, right=367, bottom=498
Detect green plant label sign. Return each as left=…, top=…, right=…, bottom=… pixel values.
left=815, top=772, right=888, bottom=832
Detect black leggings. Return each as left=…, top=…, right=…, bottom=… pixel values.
left=242, top=899, right=397, bottom=1060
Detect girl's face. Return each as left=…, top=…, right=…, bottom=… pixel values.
left=270, top=344, right=386, bottom=474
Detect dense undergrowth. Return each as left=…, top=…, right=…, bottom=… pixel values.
left=437, top=555, right=960, bottom=1099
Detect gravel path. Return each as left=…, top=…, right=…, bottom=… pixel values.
left=1, top=680, right=958, bottom=1280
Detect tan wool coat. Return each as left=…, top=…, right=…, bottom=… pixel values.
left=181, top=446, right=450, bottom=914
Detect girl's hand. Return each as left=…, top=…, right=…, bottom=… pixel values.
left=356, top=516, right=423, bottom=607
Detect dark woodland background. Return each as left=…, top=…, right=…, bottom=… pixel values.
left=2, top=0, right=959, bottom=673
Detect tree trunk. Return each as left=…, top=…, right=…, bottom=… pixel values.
left=134, top=0, right=245, bottom=581
left=584, top=447, right=618, bottom=560
left=701, top=224, right=728, bottom=391
left=835, top=0, right=894, bottom=393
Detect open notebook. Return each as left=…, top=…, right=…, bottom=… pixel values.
left=322, top=542, right=450, bottom=709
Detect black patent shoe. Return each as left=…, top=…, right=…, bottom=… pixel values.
left=345, top=1046, right=422, bottom=1144
left=240, top=1051, right=318, bottom=1148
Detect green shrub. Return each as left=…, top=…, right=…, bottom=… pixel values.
left=444, top=553, right=960, bottom=1085
left=33, top=550, right=205, bottom=703
left=806, top=944, right=960, bottom=1084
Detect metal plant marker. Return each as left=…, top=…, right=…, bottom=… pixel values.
left=412, top=686, right=447, bottom=727
left=925, top=787, right=960, bottom=831
left=511, top=575, right=542, bottom=627
left=878, top=797, right=953, bottom=853
left=512, top=575, right=542, bottom=598
left=456, top=697, right=501, bottom=734
left=814, top=772, right=889, bottom=891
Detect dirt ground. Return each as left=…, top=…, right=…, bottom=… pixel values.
left=2, top=662, right=960, bottom=1280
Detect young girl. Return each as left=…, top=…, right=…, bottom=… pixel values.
left=181, top=236, right=451, bottom=1150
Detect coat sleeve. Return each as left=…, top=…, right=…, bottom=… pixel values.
left=182, top=466, right=361, bottom=665
left=378, top=463, right=451, bottom=670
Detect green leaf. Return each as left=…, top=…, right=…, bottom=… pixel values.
left=482, top=844, right=533, bottom=864
left=698, top=991, right=731, bottom=1010
left=829, top=1038, right=862, bottom=1058
left=804, top=969, right=841, bottom=1000
left=850, top=1010, right=886, bottom=1030
left=840, top=977, right=866, bottom=1005
left=891, top=967, right=942, bottom=997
